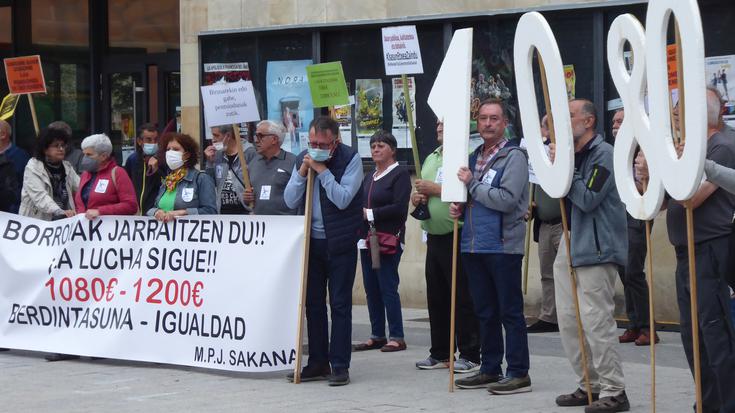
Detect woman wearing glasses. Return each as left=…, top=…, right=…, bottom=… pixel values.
left=19, top=127, right=80, bottom=220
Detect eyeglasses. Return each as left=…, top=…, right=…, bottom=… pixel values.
left=255, top=133, right=276, bottom=141
left=308, top=141, right=332, bottom=150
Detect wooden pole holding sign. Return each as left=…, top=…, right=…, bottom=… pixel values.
left=673, top=22, right=703, bottom=413
left=522, top=183, right=535, bottom=295
left=27, top=95, right=39, bottom=136
left=293, top=169, right=314, bottom=384
left=644, top=217, right=656, bottom=413
left=402, top=74, right=421, bottom=178
left=538, top=52, right=593, bottom=405
left=231, top=123, right=254, bottom=210
left=448, top=217, right=459, bottom=392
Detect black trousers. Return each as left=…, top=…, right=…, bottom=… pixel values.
left=675, top=236, right=735, bottom=412
left=618, top=217, right=651, bottom=329
left=425, top=232, right=480, bottom=363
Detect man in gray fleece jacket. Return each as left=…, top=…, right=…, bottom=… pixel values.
left=550, top=99, right=629, bottom=413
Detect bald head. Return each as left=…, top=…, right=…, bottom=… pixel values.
left=706, top=86, right=724, bottom=129
left=0, top=120, right=11, bottom=146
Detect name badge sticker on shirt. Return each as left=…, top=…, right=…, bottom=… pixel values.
left=216, top=165, right=224, bottom=179
left=182, top=188, right=194, bottom=202
left=260, top=185, right=272, bottom=200
left=94, top=179, right=109, bottom=194
left=434, top=167, right=444, bottom=184
left=482, top=169, right=498, bottom=185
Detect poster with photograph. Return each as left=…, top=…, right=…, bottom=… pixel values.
left=564, top=64, right=576, bottom=100
left=470, top=57, right=513, bottom=137
left=266, top=60, right=314, bottom=154
left=355, top=79, right=383, bottom=157
left=391, top=77, right=416, bottom=148
left=202, top=62, right=254, bottom=141
left=706, top=54, right=735, bottom=128
left=334, top=93, right=354, bottom=147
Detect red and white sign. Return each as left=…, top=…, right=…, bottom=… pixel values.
left=3, top=55, right=47, bottom=95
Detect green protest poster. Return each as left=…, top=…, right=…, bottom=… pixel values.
left=305, top=62, right=349, bottom=108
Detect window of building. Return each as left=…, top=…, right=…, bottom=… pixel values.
left=31, top=0, right=89, bottom=47
left=108, top=0, right=180, bottom=53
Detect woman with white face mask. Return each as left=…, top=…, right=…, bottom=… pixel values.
left=147, top=133, right=217, bottom=222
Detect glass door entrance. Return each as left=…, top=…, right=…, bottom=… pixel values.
left=109, top=72, right=144, bottom=164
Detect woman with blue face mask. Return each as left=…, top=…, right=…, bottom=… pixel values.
left=147, top=133, right=217, bottom=221
left=123, top=123, right=163, bottom=214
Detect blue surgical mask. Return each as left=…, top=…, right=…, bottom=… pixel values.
left=308, top=148, right=332, bottom=162
left=142, top=143, right=158, bottom=156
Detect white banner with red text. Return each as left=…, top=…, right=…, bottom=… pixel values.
left=0, top=212, right=304, bottom=372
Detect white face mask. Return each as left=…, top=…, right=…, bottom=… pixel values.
left=166, top=150, right=185, bottom=170
left=213, top=141, right=224, bottom=151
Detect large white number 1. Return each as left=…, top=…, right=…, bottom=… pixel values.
left=427, top=28, right=473, bottom=203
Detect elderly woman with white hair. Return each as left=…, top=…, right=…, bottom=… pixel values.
left=241, top=119, right=298, bottom=215
left=74, top=133, right=138, bottom=218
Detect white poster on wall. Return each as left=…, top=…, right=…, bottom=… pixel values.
left=381, top=25, right=424, bottom=76
left=0, top=213, right=304, bottom=373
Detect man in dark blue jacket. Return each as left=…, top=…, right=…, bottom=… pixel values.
left=284, top=116, right=363, bottom=386
left=449, top=99, right=531, bottom=395
left=0, top=119, right=29, bottom=213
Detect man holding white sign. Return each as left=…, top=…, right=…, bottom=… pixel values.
left=449, top=99, right=531, bottom=394
left=636, top=88, right=735, bottom=413
left=550, top=99, right=629, bottom=412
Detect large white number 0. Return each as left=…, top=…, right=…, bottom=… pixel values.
left=427, top=28, right=473, bottom=203
left=513, top=12, right=574, bottom=199
left=645, top=0, right=707, bottom=201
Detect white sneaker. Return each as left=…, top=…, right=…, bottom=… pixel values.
left=453, top=358, right=481, bottom=373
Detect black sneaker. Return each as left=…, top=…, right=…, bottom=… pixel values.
left=455, top=372, right=502, bottom=389
left=286, top=364, right=331, bottom=382
left=584, top=391, right=630, bottom=412
left=526, top=320, right=559, bottom=333
left=487, top=375, right=532, bottom=394
left=328, top=368, right=350, bottom=386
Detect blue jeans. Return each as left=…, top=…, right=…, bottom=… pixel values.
left=462, top=253, right=529, bottom=378
left=305, top=238, right=357, bottom=370
left=360, top=248, right=404, bottom=340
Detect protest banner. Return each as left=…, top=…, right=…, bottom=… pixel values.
left=0, top=212, right=304, bottom=373
left=202, top=62, right=253, bottom=141
left=0, top=94, right=20, bottom=121
left=3, top=55, right=46, bottom=134
left=381, top=25, right=424, bottom=76
left=305, top=61, right=349, bottom=108
left=200, top=80, right=260, bottom=128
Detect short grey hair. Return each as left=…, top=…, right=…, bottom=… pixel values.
left=706, top=85, right=724, bottom=128
left=81, top=133, right=113, bottom=156
left=257, top=120, right=286, bottom=144
left=212, top=124, right=234, bottom=137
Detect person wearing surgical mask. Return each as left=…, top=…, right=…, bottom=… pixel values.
left=204, top=124, right=255, bottom=214
left=74, top=133, right=138, bottom=219
left=147, top=133, right=217, bottom=222
left=124, top=123, right=162, bottom=214
left=283, top=116, right=363, bottom=386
